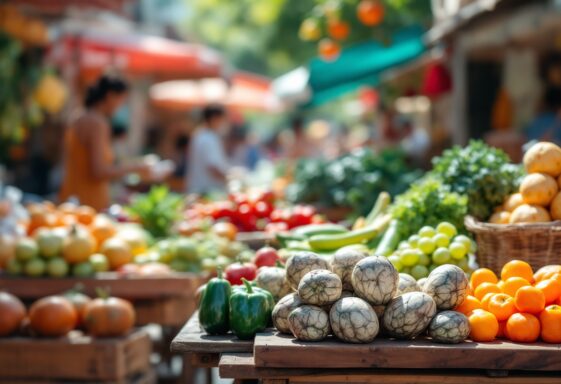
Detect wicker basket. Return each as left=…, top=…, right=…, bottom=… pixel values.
left=465, top=216, right=561, bottom=274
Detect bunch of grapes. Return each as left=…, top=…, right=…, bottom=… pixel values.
left=388, top=222, right=476, bottom=280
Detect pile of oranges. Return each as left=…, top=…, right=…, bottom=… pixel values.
left=455, top=260, right=561, bottom=343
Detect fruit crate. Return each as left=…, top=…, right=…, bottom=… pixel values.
left=0, top=329, right=153, bottom=383
left=0, top=272, right=206, bottom=327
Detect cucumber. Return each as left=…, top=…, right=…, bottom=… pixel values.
left=375, top=220, right=401, bottom=256
left=308, top=215, right=391, bottom=252
left=276, top=233, right=305, bottom=248
left=365, top=192, right=390, bottom=225
left=293, top=223, right=348, bottom=237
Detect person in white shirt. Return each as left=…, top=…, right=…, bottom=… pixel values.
left=186, top=105, right=230, bottom=194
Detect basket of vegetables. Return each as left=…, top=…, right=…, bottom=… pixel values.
left=465, top=142, right=561, bottom=273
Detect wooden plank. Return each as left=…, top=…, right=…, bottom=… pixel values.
left=0, top=329, right=151, bottom=381
left=0, top=272, right=205, bottom=300
left=134, top=294, right=196, bottom=327
left=0, top=368, right=157, bottom=384
left=170, top=311, right=254, bottom=354
left=219, top=353, right=561, bottom=383
left=191, top=353, right=221, bottom=367
left=254, top=332, right=561, bottom=371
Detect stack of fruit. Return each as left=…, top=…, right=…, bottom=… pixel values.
left=455, top=261, right=561, bottom=343
left=489, top=141, right=561, bottom=224
left=0, top=290, right=135, bottom=338
left=387, top=222, right=475, bottom=280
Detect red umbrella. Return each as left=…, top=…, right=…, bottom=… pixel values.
left=51, top=29, right=223, bottom=79
left=149, top=71, right=281, bottom=112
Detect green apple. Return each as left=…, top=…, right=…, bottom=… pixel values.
left=36, top=230, right=63, bottom=258
left=173, top=238, right=198, bottom=261
left=73, top=261, right=95, bottom=277
left=47, top=257, right=69, bottom=277
left=90, top=253, right=109, bottom=272
left=24, top=258, right=46, bottom=277
left=16, top=238, right=39, bottom=262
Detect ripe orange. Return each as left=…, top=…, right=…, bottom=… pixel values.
left=497, top=280, right=505, bottom=291
left=534, top=265, right=561, bottom=282
left=501, top=260, right=534, bottom=283
left=502, top=277, right=531, bottom=297
left=455, top=295, right=482, bottom=315
left=75, top=206, right=96, bottom=225
left=535, top=279, right=561, bottom=305
left=470, top=268, right=498, bottom=290
left=514, top=286, right=545, bottom=314
left=506, top=313, right=540, bottom=343
left=480, top=292, right=496, bottom=311
left=468, top=310, right=499, bottom=342
left=539, top=305, right=561, bottom=343
left=550, top=273, right=561, bottom=285
left=474, top=282, right=501, bottom=301
left=487, top=293, right=517, bottom=321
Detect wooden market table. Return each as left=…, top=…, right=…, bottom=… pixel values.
left=215, top=332, right=561, bottom=384
left=0, top=328, right=155, bottom=383
left=0, top=272, right=207, bottom=382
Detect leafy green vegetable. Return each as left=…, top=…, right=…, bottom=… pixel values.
left=429, top=140, right=523, bottom=220
left=286, top=148, right=421, bottom=217
left=126, top=186, right=183, bottom=239
left=391, top=177, right=468, bottom=239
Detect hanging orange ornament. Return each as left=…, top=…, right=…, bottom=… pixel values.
left=318, top=38, right=340, bottom=61
left=299, top=18, right=321, bottom=41
left=357, top=0, right=384, bottom=26
left=328, top=19, right=350, bottom=41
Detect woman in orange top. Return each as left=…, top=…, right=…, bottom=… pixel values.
left=59, top=75, right=148, bottom=211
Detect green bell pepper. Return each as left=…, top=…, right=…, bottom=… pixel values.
left=229, top=278, right=270, bottom=340
left=198, top=268, right=231, bottom=335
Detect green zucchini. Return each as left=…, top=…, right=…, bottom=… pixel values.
left=365, top=192, right=391, bottom=225
left=293, top=223, right=348, bottom=238
left=308, top=215, right=391, bottom=252
left=375, top=220, right=401, bottom=256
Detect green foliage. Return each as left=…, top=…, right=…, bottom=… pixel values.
left=429, top=140, right=523, bottom=220
left=126, top=186, right=184, bottom=239
left=182, top=0, right=432, bottom=76
left=286, top=148, right=421, bottom=217
left=391, top=177, right=468, bottom=239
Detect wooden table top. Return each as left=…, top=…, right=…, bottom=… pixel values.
left=253, top=332, right=561, bottom=371
left=170, top=311, right=254, bottom=354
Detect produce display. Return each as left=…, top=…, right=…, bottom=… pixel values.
left=183, top=190, right=321, bottom=233
left=489, top=141, right=561, bottom=224
left=286, top=148, right=420, bottom=217
left=455, top=260, right=561, bottom=343
left=1, top=199, right=253, bottom=277
left=0, top=290, right=135, bottom=338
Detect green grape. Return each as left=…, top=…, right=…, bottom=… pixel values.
left=388, top=255, right=403, bottom=271
left=398, top=241, right=411, bottom=251
left=432, top=247, right=451, bottom=265
left=469, top=240, right=478, bottom=254
left=433, top=233, right=450, bottom=248
left=400, top=249, right=420, bottom=267
left=411, top=265, right=429, bottom=280
left=454, top=235, right=472, bottom=249
left=449, top=242, right=467, bottom=260
left=401, top=266, right=412, bottom=275
left=408, top=235, right=420, bottom=248
left=418, top=237, right=436, bottom=255
left=455, top=257, right=470, bottom=272
left=428, top=264, right=438, bottom=273
left=418, top=252, right=431, bottom=266
left=419, top=226, right=436, bottom=238
left=436, top=222, right=457, bottom=238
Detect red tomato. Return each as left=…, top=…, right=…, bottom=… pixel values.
left=328, top=19, right=350, bottom=41
left=357, top=0, right=384, bottom=26
left=255, top=201, right=273, bottom=218
left=254, top=247, right=281, bottom=268
left=224, top=262, right=257, bottom=285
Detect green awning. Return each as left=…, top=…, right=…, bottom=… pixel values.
left=306, top=27, right=426, bottom=106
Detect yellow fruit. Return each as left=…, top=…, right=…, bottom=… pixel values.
left=503, top=193, right=524, bottom=212
left=510, top=204, right=551, bottom=224
left=524, top=142, right=561, bottom=177
left=489, top=211, right=511, bottom=224
left=550, top=192, right=561, bottom=221
left=520, top=173, right=558, bottom=206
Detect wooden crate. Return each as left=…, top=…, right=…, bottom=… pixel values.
left=254, top=332, right=561, bottom=371
left=0, top=329, right=152, bottom=382
left=219, top=353, right=561, bottom=384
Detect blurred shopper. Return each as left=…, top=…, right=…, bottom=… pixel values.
left=286, top=117, right=314, bottom=160
left=187, top=105, right=229, bottom=194
left=228, top=124, right=261, bottom=170
left=59, top=75, right=149, bottom=210
left=526, top=86, right=561, bottom=144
